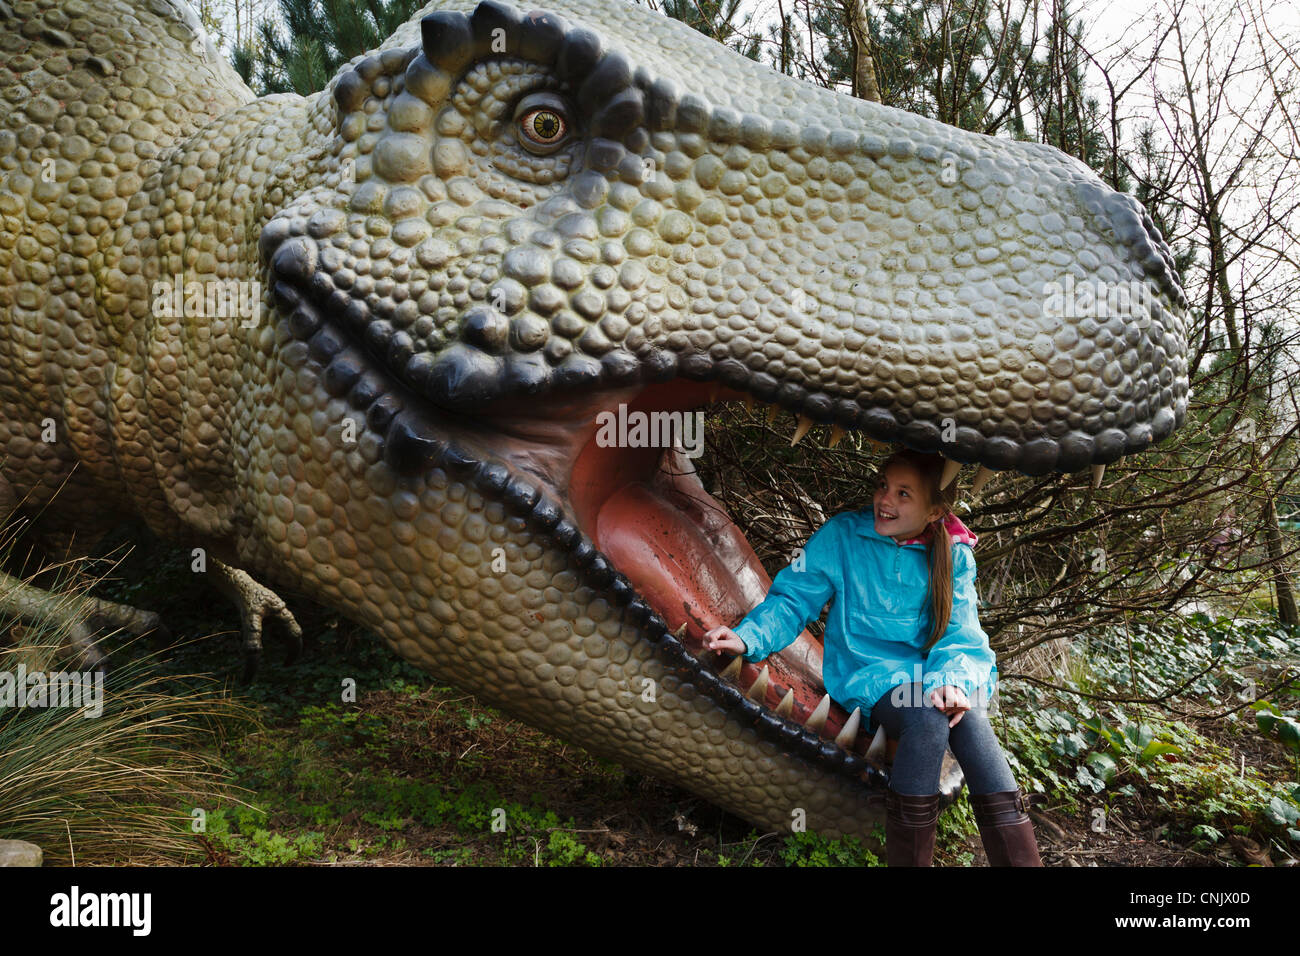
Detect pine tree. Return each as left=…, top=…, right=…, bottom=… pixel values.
left=660, top=0, right=761, bottom=61
left=235, top=0, right=426, bottom=96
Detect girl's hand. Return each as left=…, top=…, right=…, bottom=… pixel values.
left=930, top=685, right=970, bottom=727
left=704, top=625, right=747, bottom=656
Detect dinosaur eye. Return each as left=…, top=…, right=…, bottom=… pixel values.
left=513, top=92, right=573, bottom=155
left=522, top=108, right=564, bottom=143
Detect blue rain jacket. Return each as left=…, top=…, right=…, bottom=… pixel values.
left=732, top=506, right=998, bottom=716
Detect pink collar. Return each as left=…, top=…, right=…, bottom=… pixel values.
left=899, top=511, right=978, bottom=547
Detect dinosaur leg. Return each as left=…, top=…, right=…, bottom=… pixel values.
left=0, top=484, right=166, bottom=670
left=206, top=559, right=303, bottom=679
left=0, top=567, right=112, bottom=671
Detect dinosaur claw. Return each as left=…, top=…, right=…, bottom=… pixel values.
left=241, top=647, right=262, bottom=683
left=284, top=628, right=303, bottom=665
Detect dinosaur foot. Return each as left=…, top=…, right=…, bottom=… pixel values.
left=207, top=560, right=303, bottom=680
left=0, top=570, right=168, bottom=675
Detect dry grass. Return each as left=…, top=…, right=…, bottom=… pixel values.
left=0, top=546, right=256, bottom=865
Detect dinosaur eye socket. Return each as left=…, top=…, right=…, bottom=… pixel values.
left=513, top=92, right=573, bottom=155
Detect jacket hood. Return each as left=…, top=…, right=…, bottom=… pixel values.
left=855, top=507, right=979, bottom=547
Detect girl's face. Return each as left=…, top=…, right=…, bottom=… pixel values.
left=873, top=462, right=945, bottom=543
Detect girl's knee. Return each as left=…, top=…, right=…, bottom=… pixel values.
left=898, top=700, right=951, bottom=741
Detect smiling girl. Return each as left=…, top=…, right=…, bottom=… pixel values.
left=704, top=447, right=1042, bottom=866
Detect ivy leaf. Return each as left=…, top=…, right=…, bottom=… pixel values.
left=1140, top=741, right=1182, bottom=762
left=1125, top=723, right=1156, bottom=749
left=1277, top=717, right=1300, bottom=752
left=1085, top=752, right=1118, bottom=785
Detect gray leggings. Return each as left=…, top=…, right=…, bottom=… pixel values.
left=868, top=683, right=1018, bottom=796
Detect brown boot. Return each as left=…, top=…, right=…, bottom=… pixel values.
left=885, top=787, right=939, bottom=866
left=970, top=789, right=1043, bottom=866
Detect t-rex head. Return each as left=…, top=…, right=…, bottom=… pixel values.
left=238, top=0, right=1186, bottom=838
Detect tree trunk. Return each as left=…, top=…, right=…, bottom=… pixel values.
left=1262, top=492, right=1298, bottom=626
left=848, top=0, right=881, bottom=102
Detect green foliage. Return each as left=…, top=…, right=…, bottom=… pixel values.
left=661, top=0, right=761, bottom=60
left=778, top=830, right=881, bottom=867
left=237, top=0, right=427, bottom=96
left=204, top=805, right=326, bottom=865
left=996, top=612, right=1300, bottom=860
left=1251, top=698, right=1300, bottom=755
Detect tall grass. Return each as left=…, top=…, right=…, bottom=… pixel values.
left=0, top=535, right=257, bottom=865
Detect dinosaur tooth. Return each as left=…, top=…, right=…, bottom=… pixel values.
left=383, top=411, right=444, bottom=474
left=743, top=394, right=754, bottom=413
left=805, top=694, right=831, bottom=734
left=940, top=456, right=962, bottom=490
left=834, top=706, right=861, bottom=750
left=970, top=464, right=994, bottom=496
left=775, top=688, right=795, bottom=718
left=271, top=280, right=300, bottom=312
left=288, top=303, right=322, bottom=340
left=720, top=655, right=743, bottom=681
left=790, top=415, right=813, bottom=446
left=1091, top=463, right=1106, bottom=488
left=865, top=724, right=888, bottom=761
left=765, top=403, right=780, bottom=426
left=746, top=665, right=770, bottom=702
left=347, top=371, right=386, bottom=411
left=828, top=424, right=846, bottom=448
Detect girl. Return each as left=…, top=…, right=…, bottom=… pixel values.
left=704, top=447, right=1042, bottom=867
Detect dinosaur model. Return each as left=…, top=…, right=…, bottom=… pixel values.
left=0, top=0, right=1188, bottom=840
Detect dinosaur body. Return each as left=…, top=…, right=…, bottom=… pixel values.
left=0, top=0, right=1188, bottom=841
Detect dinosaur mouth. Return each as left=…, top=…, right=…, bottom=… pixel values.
left=266, top=268, right=898, bottom=789
left=566, top=380, right=873, bottom=757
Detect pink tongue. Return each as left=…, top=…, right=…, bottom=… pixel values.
left=593, top=448, right=825, bottom=705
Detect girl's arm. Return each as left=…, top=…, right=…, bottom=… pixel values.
left=922, top=543, right=997, bottom=705
left=724, top=516, right=840, bottom=662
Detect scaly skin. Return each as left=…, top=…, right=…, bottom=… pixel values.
left=0, top=0, right=1188, bottom=842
